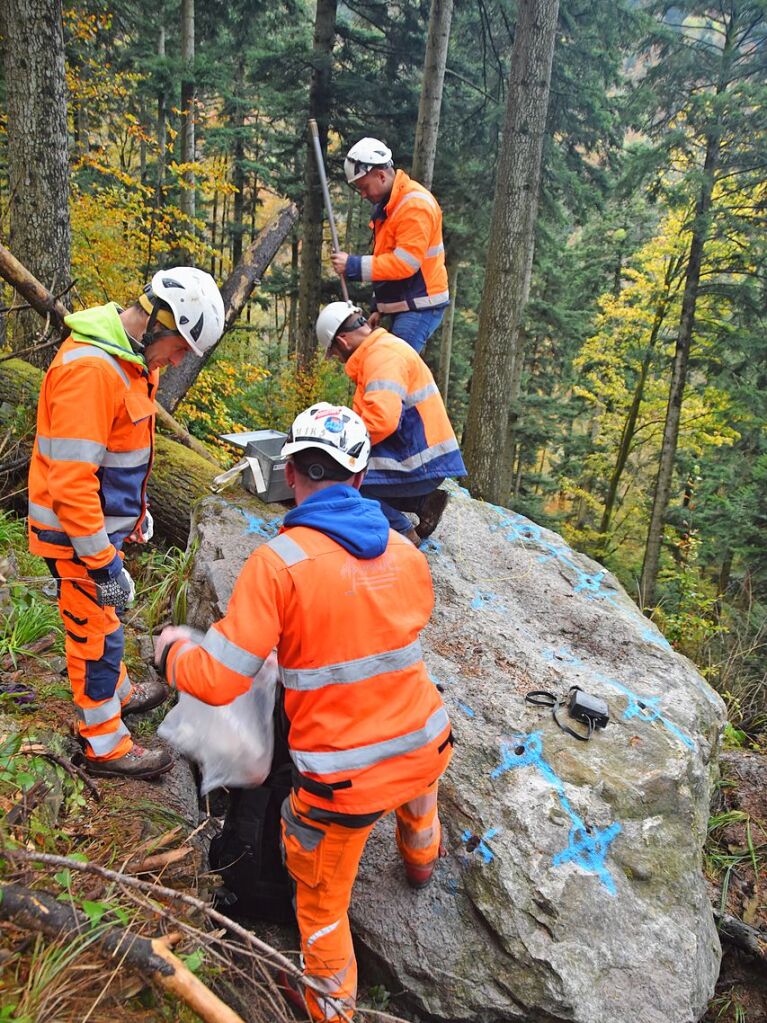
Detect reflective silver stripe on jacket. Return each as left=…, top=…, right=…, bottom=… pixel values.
left=364, top=378, right=438, bottom=408
left=426, top=243, right=444, bottom=258
left=267, top=533, right=309, bottom=568
left=37, top=435, right=106, bottom=464
left=413, top=291, right=449, bottom=309
left=76, top=694, right=122, bottom=726
left=361, top=255, right=374, bottom=282
left=291, top=705, right=449, bottom=776
left=280, top=638, right=423, bottom=692
left=376, top=300, right=409, bottom=313
left=102, top=447, right=151, bottom=468
left=368, top=437, right=461, bottom=473
left=29, top=501, right=137, bottom=539
left=87, top=721, right=130, bottom=757
left=62, top=344, right=131, bottom=387
left=71, top=528, right=111, bottom=557
left=365, top=379, right=407, bottom=400
left=388, top=189, right=437, bottom=218
left=201, top=626, right=264, bottom=677
left=393, top=246, right=421, bottom=271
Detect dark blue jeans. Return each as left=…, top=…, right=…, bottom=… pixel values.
left=389, top=308, right=446, bottom=354
left=361, top=478, right=445, bottom=535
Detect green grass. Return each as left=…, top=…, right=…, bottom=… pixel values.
left=0, top=508, right=48, bottom=577
left=131, top=540, right=198, bottom=631
left=0, top=589, right=63, bottom=668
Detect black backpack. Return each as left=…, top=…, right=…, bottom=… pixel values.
left=208, top=692, right=295, bottom=923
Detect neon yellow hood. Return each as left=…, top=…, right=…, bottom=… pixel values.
left=64, top=303, right=146, bottom=369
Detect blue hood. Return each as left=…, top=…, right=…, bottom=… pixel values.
left=283, top=484, right=389, bottom=559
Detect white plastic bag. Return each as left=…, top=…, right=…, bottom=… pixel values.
left=158, top=651, right=278, bottom=795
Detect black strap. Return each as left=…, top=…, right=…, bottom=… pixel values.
left=292, top=769, right=352, bottom=801
left=438, top=730, right=454, bottom=754
left=526, top=689, right=593, bottom=742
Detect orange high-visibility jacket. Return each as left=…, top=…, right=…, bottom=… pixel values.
left=346, top=328, right=467, bottom=486
left=346, top=170, right=449, bottom=314
left=165, top=525, right=452, bottom=814
left=28, top=304, right=157, bottom=571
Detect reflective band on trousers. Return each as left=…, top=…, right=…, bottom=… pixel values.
left=201, top=626, right=265, bottom=677
left=364, top=379, right=438, bottom=408
left=29, top=500, right=139, bottom=538
left=280, top=638, right=423, bottom=692
left=87, top=720, right=130, bottom=757
left=76, top=676, right=131, bottom=725
left=71, top=528, right=111, bottom=557
left=367, top=438, right=461, bottom=473
left=291, top=705, right=449, bottom=775
left=267, top=533, right=309, bottom=567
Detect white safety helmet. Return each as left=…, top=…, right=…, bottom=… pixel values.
left=344, top=137, right=393, bottom=184
left=141, top=266, right=225, bottom=357
left=315, top=301, right=365, bottom=351
left=282, top=403, right=371, bottom=475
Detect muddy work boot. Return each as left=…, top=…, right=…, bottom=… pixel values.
left=84, top=743, right=173, bottom=780
left=122, top=678, right=170, bottom=716
left=416, top=488, right=449, bottom=540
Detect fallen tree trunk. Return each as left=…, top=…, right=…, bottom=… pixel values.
left=0, top=883, right=246, bottom=1023
left=0, top=358, right=218, bottom=547
left=157, top=201, right=299, bottom=412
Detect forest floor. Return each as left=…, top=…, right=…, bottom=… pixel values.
left=0, top=543, right=765, bottom=1022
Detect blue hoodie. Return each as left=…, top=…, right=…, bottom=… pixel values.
left=283, top=484, right=389, bottom=560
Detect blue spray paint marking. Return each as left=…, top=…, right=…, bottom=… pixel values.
left=485, top=506, right=618, bottom=605
left=461, top=827, right=499, bottom=864
left=243, top=514, right=281, bottom=538
left=642, top=626, right=672, bottom=651
left=471, top=590, right=505, bottom=611
left=419, top=537, right=442, bottom=555
left=491, top=732, right=621, bottom=893
left=456, top=701, right=476, bottom=718
left=543, top=645, right=696, bottom=750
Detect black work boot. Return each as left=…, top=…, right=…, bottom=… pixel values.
left=85, top=744, right=173, bottom=780
left=416, top=488, right=449, bottom=539
left=122, top=678, right=170, bottom=716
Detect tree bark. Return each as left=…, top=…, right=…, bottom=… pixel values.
left=437, top=262, right=458, bottom=400
left=157, top=201, right=299, bottom=411
left=230, top=57, right=247, bottom=268
left=639, top=133, right=726, bottom=607
left=296, top=0, right=338, bottom=369
left=412, top=0, right=454, bottom=190
left=179, top=0, right=196, bottom=240
left=462, top=0, right=559, bottom=504
left=0, top=884, right=246, bottom=1023
left=0, top=0, right=71, bottom=367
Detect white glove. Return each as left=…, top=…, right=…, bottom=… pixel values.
left=127, top=509, right=154, bottom=544
left=141, top=510, right=154, bottom=543
left=154, top=625, right=196, bottom=674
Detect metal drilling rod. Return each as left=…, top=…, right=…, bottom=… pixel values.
left=308, top=118, right=350, bottom=304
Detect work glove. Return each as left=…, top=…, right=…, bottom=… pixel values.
left=154, top=625, right=197, bottom=680
left=88, top=554, right=135, bottom=613
left=127, top=509, right=153, bottom=544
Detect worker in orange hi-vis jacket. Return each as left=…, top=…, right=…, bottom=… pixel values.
left=28, top=268, right=225, bottom=780
left=154, top=403, right=453, bottom=1022
left=330, top=136, right=449, bottom=355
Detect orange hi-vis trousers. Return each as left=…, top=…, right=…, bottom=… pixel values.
left=48, top=558, right=134, bottom=760
left=281, top=781, right=441, bottom=1022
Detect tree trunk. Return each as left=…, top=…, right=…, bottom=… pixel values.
left=157, top=202, right=299, bottom=411
left=156, top=21, right=167, bottom=210
left=179, top=0, right=196, bottom=240
left=639, top=138, right=722, bottom=607
left=437, top=262, right=458, bottom=400
left=0, top=0, right=71, bottom=367
left=462, top=0, right=559, bottom=503
left=296, top=0, right=338, bottom=369
left=412, top=0, right=453, bottom=190
left=230, top=57, right=247, bottom=267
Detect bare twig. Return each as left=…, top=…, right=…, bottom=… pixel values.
left=18, top=741, right=102, bottom=803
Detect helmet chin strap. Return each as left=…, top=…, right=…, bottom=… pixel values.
left=127, top=301, right=161, bottom=357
